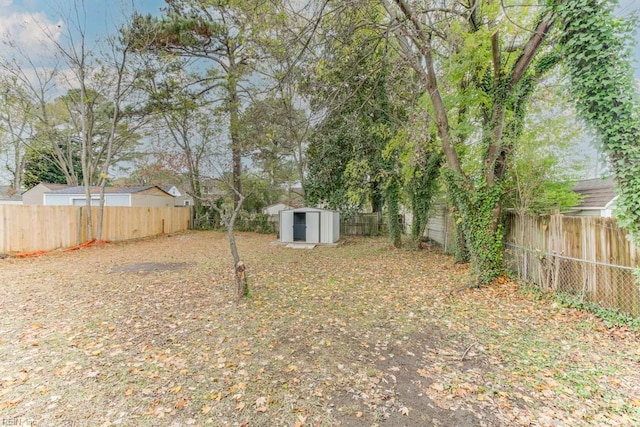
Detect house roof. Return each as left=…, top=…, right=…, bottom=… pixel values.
left=0, top=185, right=23, bottom=201
left=48, top=185, right=174, bottom=196
left=572, top=178, right=616, bottom=209
left=265, top=202, right=294, bottom=209
left=37, top=182, right=73, bottom=191
left=284, top=207, right=337, bottom=213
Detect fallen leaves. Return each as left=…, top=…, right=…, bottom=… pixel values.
left=174, top=398, right=188, bottom=409
left=254, top=396, right=268, bottom=412
left=0, top=233, right=638, bottom=426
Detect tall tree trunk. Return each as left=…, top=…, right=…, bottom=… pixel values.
left=213, top=193, right=248, bottom=301
left=445, top=171, right=503, bottom=285
left=227, top=64, right=243, bottom=210
left=386, top=177, right=402, bottom=248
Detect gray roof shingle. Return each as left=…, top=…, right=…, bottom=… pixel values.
left=572, top=178, right=616, bottom=209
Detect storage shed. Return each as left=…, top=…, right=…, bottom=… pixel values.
left=279, top=207, right=340, bottom=244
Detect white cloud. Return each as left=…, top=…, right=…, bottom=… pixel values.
left=0, top=10, right=63, bottom=64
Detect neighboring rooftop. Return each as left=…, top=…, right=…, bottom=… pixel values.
left=572, top=178, right=616, bottom=209
left=0, top=185, right=23, bottom=202
left=38, top=183, right=73, bottom=191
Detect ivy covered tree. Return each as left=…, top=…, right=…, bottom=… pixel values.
left=383, top=0, right=562, bottom=284
left=303, top=1, right=428, bottom=247
left=555, top=0, right=640, bottom=255
left=303, top=1, right=391, bottom=214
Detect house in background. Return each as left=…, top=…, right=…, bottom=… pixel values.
left=566, top=178, right=617, bottom=217
left=263, top=202, right=295, bottom=216
left=279, top=207, right=340, bottom=244
left=161, top=185, right=194, bottom=207
left=22, top=183, right=71, bottom=205
left=0, top=185, right=24, bottom=205
left=43, top=185, right=175, bottom=207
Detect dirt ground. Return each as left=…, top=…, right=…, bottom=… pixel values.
left=0, top=231, right=639, bottom=426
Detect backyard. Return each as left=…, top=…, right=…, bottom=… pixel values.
left=0, top=231, right=639, bottom=426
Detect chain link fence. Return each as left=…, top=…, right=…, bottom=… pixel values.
left=504, top=242, right=640, bottom=317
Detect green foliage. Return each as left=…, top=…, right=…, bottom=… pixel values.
left=444, top=170, right=504, bottom=286
left=406, top=148, right=442, bottom=244
left=239, top=97, right=304, bottom=186
left=234, top=213, right=276, bottom=234
left=303, top=1, right=416, bottom=222
left=553, top=291, right=640, bottom=330
left=386, top=0, right=560, bottom=284
left=503, top=79, right=585, bottom=214
left=240, top=174, right=283, bottom=214
left=556, top=0, right=640, bottom=247
left=23, top=144, right=82, bottom=189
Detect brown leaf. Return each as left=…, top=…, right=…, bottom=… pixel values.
left=174, top=398, right=188, bottom=409
left=255, top=396, right=268, bottom=412
left=430, top=382, right=445, bottom=392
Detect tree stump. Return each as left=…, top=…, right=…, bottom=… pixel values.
left=235, top=261, right=247, bottom=299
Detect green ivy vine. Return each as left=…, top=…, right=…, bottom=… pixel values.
left=556, top=0, right=640, bottom=250
left=443, top=170, right=505, bottom=286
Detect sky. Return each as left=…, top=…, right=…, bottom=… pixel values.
left=0, top=0, right=166, bottom=59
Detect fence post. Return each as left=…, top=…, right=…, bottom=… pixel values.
left=77, top=206, right=83, bottom=245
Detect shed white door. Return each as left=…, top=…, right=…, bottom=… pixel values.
left=280, top=211, right=294, bottom=242
left=306, top=212, right=320, bottom=243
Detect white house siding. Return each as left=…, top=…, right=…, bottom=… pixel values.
left=264, top=203, right=293, bottom=216
left=425, top=205, right=449, bottom=246
left=44, top=193, right=130, bottom=206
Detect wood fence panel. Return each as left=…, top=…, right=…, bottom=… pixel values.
left=0, top=205, right=191, bottom=254
left=0, top=205, right=81, bottom=253
left=340, top=213, right=381, bottom=236
left=504, top=212, right=640, bottom=316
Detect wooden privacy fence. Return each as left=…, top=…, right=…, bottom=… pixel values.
left=504, top=213, right=639, bottom=316
left=0, top=205, right=191, bottom=254
left=341, top=213, right=383, bottom=236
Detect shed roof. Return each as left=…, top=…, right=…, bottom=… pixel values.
left=283, top=207, right=338, bottom=213
left=572, top=178, right=616, bottom=209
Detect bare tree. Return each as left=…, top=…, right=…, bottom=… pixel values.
left=0, top=76, right=34, bottom=191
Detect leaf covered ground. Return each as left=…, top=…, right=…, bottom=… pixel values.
left=0, top=231, right=639, bottom=426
